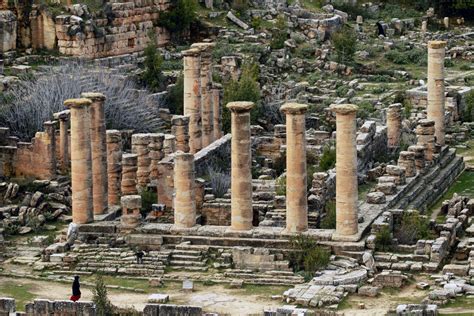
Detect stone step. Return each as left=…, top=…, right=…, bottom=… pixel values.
left=169, top=260, right=207, bottom=267
left=169, top=266, right=208, bottom=272
left=171, top=249, right=203, bottom=256
left=171, top=254, right=203, bottom=261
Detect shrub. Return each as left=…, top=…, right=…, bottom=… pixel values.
left=212, top=40, right=235, bottom=63
left=375, top=226, right=393, bottom=251
left=141, top=39, right=166, bottom=92
left=332, top=27, right=357, bottom=65
left=336, top=85, right=349, bottom=97
left=289, top=235, right=331, bottom=281
left=231, top=0, right=248, bottom=17
left=207, top=165, right=231, bottom=198
left=140, top=190, right=157, bottom=216
left=158, top=0, right=197, bottom=41
left=276, top=175, right=286, bottom=196
left=270, top=15, right=288, bottom=50
left=273, top=151, right=286, bottom=176
left=166, top=75, right=184, bottom=115
left=463, top=91, right=474, bottom=122
left=357, top=101, right=375, bottom=119
left=319, top=146, right=336, bottom=171
left=92, top=275, right=114, bottom=316
left=320, top=201, right=336, bottom=229
left=294, top=43, right=315, bottom=59
left=385, top=48, right=426, bottom=66
left=395, top=211, right=434, bottom=245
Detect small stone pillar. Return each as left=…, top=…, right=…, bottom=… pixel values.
left=82, top=92, right=108, bottom=215
left=64, top=98, right=93, bottom=224
left=57, top=110, right=70, bottom=174
left=106, top=130, right=122, bottom=206
left=387, top=103, right=402, bottom=149
left=132, top=134, right=152, bottom=190
left=398, top=151, right=416, bottom=178
left=416, top=119, right=437, bottom=162
left=120, top=195, right=142, bottom=231
left=183, top=48, right=202, bottom=154
left=421, top=20, right=427, bottom=33
left=356, top=15, right=363, bottom=24
left=121, top=153, right=138, bottom=195
left=443, top=17, right=449, bottom=29
left=331, top=104, right=359, bottom=237
left=191, top=42, right=216, bottom=148
left=43, top=120, right=57, bottom=178
left=281, top=103, right=308, bottom=233
left=171, top=115, right=190, bottom=153
left=228, top=101, right=254, bottom=231
left=427, top=41, right=447, bottom=146
left=149, top=133, right=165, bottom=184
left=212, top=84, right=223, bottom=140
left=408, top=145, right=426, bottom=172
left=173, top=151, right=196, bottom=228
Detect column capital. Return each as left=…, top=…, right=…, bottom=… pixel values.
left=190, top=42, right=216, bottom=52
left=182, top=48, right=201, bottom=57
left=388, top=103, right=402, bottom=111
left=227, top=101, right=254, bottom=113
left=64, top=98, right=92, bottom=109
left=106, top=129, right=122, bottom=142
left=171, top=115, right=190, bottom=126
left=54, top=110, right=70, bottom=121
left=330, top=104, right=358, bottom=115
left=175, top=150, right=194, bottom=161
left=81, top=92, right=106, bottom=101
left=280, top=102, right=308, bottom=115
left=428, top=41, right=446, bottom=49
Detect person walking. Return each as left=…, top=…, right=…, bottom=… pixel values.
left=70, top=275, right=81, bottom=302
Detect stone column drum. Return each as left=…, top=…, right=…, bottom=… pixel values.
left=56, top=110, right=70, bottom=174
left=212, top=84, right=223, bottom=140
left=281, top=103, right=308, bottom=233
left=64, top=98, right=94, bottom=224
left=398, top=151, right=416, bottom=178
left=171, top=115, right=190, bottom=153
left=416, top=119, right=437, bottom=162
left=331, top=104, right=359, bottom=237
left=228, top=102, right=254, bottom=231
left=149, top=133, right=165, bottom=184
left=132, top=134, right=152, bottom=190
left=82, top=92, right=108, bottom=215
left=427, top=41, right=447, bottom=146
left=120, top=195, right=142, bottom=231
left=387, top=103, right=402, bottom=149
left=183, top=48, right=202, bottom=154
left=173, top=151, right=196, bottom=228
left=106, top=130, right=122, bottom=206
left=121, top=153, right=138, bottom=195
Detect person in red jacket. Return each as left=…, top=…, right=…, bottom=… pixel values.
left=70, top=276, right=81, bottom=302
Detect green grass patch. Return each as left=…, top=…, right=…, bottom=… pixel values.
left=429, top=171, right=474, bottom=211
left=443, top=296, right=474, bottom=310
left=0, top=283, right=36, bottom=312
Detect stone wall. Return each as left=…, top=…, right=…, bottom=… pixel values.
left=0, top=10, right=17, bottom=53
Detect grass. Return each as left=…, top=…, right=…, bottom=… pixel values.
left=232, top=284, right=288, bottom=297
left=358, top=182, right=375, bottom=200
left=0, top=283, right=36, bottom=312
left=429, top=171, right=474, bottom=211
left=442, top=296, right=474, bottom=310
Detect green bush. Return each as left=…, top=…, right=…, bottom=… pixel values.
left=158, top=0, right=197, bottom=41
left=395, top=211, right=434, bottom=245
left=141, top=40, right=166, bottom=92
left=320, top=201, right=336, bottom=229
left=270, top=15, right=288, bottom=50
left=332, top=27, right=357, bottom=65
left=319, top=146, right=336, bottom=171
left=212, top=40, right=235, bottom=63
left=276, top=175, right=286, bottom=196
left=375, top=226, right=393, bottom=251
left=357, top=101, right=375, bottom=119
left=166, top=75, right=184, bottom=115
left=231, top=0, right=249, bottom=17
left=93, top=275, right=114, bottom=316
left=289, top=235, right=331, bottom=280
left=462, top=91, right=474, bottom=122
left=336, top=85, right=349, bottom=97
left=140, top=190, right=157, bottom=216
left=385, top=48, right=426, bottom=66
left=222, top=60, right=261, bottom=133
left=294, top=43, right=316, bottom=59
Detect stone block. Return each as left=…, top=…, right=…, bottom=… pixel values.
left=147, top=294, right=169, bottom=303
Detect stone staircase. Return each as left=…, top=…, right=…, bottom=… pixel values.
left=73, top=244, right=170, bottom=277
left=222, top=269, right=305, bottom=285
left=168, top=242, right=209, bottom=272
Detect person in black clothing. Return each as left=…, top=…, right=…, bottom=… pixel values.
left=376, top=22, right=386, bottom=37
left=70, top=276, right=81, bottom=302
left=136, top=249, right=144, bottom=264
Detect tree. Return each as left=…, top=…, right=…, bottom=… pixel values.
left=141, top=39, right=166, bottom=92
left=158, top=0, right=197, bottom=42
left=270, top=15, right=288, bottom=50
left=92, top=275, right=114, bottom=316
left=166, top=74, right=184, bottom=115
left=332, top=27, right=357, bottom=65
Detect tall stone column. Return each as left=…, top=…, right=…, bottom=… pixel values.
left=82, top=92, right=108, bottom=215
left=173, top=151, right=196, bottom=228
left=191, top=42, right=215, bottom=148
left=163, top=135, right=176, bottom=158
left=228, top=102, right=254, bottom=231
left=212, top=84, right=223, bottom=140
left=64, top=98, right=93, bottom=224
left=331, top=104, right=359, bottom=237
left=149, top=133, right=165, bottom=184
left=183, top=48, right=202, bottom=154
left=121, top=153, right=138, bottom=195
left=387, top=103, right=402, bottom=149
left=106, top=130, right=122, bottom=206
left=281, top=103, right=308, bottom=233
left=427, top=41, right=447, bottom=146
left=171, top=115, right=190, bottom=153
left=132, top=134, right=152, bottom=191
left=56, top=110, right=70, bottom=174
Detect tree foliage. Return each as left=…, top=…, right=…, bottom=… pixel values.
left=166, top=74, right=184, bottom=115
left=270, top=15, right=288, bottom=50
left=141, top=39, right=166, bottom=92
left=158, top=0, right=197, bottom=40
left=288, top=235, right=331, bottom=281
left=92, top=275, right=114, bottom=316
left=332, top=26, right=357, bottom=65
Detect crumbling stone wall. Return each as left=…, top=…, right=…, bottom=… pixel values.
left=0, top=10, right=17, bottom=53
left=0, top=298, right=96, bottom=316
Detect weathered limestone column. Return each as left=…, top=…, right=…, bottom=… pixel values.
left=408, top=145, right=426, bottom=172
left=171, top=115, right=190, bottom=153
left=416, top=119, right=437, bottom=163
left=228, top=102, right=254, bottom=231
left=331, top=104, right=359, bottom=237
left=281, top=103, right=308, bottom=233
left=121, top=153, right=138, bottom=195
left=443, top=17, right=449, bottom=29
left=132, top=134, right=152, bottom=190
left=212, top=83, right=223, bottom=140
left=421, top=20, right=427, bottom=33
left=56, top=110, right=70, bottom=174
left=387, top=103, right=402, bottom=149
left=149, top=133, right=165, bottom=184
left=183, top=48, right=202, bottom=154
left=120, top=195, right=142, bottom=232
left=427, top=41, right=447, bottom=146
left=173, top=151, right=196, bottom=228
left=64, top=98, right=93, bottom=224
left=398, top=151, right=416, bottom=177
left=106, top=130, right=122, bottom=206
left=163, top=135, right=176, bottom=158
left=82, top=92, right=108, bottom=215
left=191, top=42, right=215, bottom=147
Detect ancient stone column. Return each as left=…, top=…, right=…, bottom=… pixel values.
left=106, top=130, right=122, bottom=206
left=163, top=135, right=176, bottom=158
left=398, top=151, right=416, bottom=177
left=57, top=110, right=70, bottom=174
left=228, top=102, right=254, bottom=231
left=443, top=17, right=449, bottom=29
left=427, top=41, right=447, bottom=146
left=212, top=84, right=223, bottom=140
left=173, top=151, right=196, bottom=228
left=149, top=133, right=165, bottom=184
left=82, top=92, right=108, bottom=215
left=132, top=134, right=152, bottom=191
left=64, top=98, right=93, bottom=224
left=120, top=195, right=142, bottom=232
left=387, top=103, right=402, bottom=149
left=191, top=42, right=215, bottom=148
left=171, top=115, right=190, bottom=153
left=281, top=103, right=308, bottom=233
left=356, top=15, right=363, bottom=24
left=121, top=153, right=138, bottom=195
left=408, top=145, right=426, bottom=172
left=183, top=48, right=202, bottom=154
left=331, top=104, right=359, bottom=237
left=416, top=119, right=437, bottom=163
left=421, top=20, right=427, bottom=33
